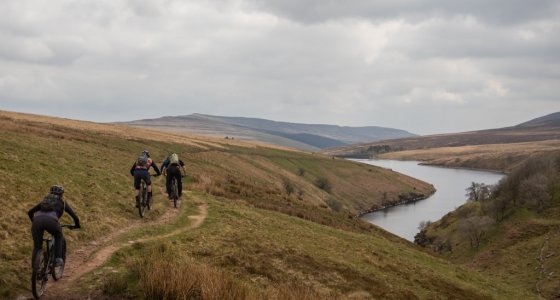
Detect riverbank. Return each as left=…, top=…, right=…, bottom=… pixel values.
left=357, top=159, right=504, bottom=241
left=357, top=190, right=435, bottom=217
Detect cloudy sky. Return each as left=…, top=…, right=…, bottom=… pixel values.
left=0, top=0, right=558, bottom=134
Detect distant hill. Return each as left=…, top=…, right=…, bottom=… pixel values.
left=516, top=111, right=560, bottom=128
left=324, top=112, right=560, bottom=158
left=116, top=113, right=416, bottom=150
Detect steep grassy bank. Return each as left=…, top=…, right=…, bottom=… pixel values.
left=416, top=155, right=560, bottom=299
left=94, top=195, right=536, bottom=299
left=0, top=110, right=431, bottom=297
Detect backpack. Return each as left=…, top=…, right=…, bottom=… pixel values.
left=40, top=194, right=59, bottom=212
left=137, top=154, right=148, bottom=167
left=170, top=153, right=179, bottom=165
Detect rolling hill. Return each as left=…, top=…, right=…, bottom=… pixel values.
left=0, top=109, right=537, bottom=299
left=117, top=113, right=416, bottom=151
left=324, top=112, right=560, bottom=172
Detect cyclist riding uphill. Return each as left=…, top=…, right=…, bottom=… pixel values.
left=130, top=150, right=161, bottom=207
left=27, top=185, right=81, bottom=267
left=161, top=152, right=187, bottom=199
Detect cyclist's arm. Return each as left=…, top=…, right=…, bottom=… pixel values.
left=64, top=202, right=81, bottom=228
left=130, top=163, right=137, bottom=176
left=179, top=160, right=187, bottom=176
left=161, top=160, right=169, bottom=175
left=152, top=163, right=161, bottom=176
left=27, top=204, right=41, bottom=221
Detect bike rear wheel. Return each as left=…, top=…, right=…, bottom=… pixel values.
left=138, top=182, right=146, bottom=218
left=52, top=239, right=66, bottom=281
left=146, top=182, right=152, bottom=210
left=172, top=178, right=179, bottom=208
left=31, top=248, right=47, bottom=299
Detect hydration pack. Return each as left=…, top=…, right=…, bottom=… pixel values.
left=40, top=194, right=59, bottom=212
left=170, top=153, right=179, bottom=165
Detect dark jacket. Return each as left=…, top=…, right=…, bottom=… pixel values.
left=28, top=195, right=81, bottom=227
left=130, top=158, right=161, bottom=176
left=161, top=158, right=185, bottom=173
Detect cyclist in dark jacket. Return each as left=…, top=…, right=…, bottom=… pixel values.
left=161, top=153, right=187, bottom=199
left=28, top=185, right=80, bottom=266
left=130, top=150, right=161, bottom=207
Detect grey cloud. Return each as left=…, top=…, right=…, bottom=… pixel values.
left=244, top=0, right=560, bottom=25
left=0, top=0, right=558, bottom=134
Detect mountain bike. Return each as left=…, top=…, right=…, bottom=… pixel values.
left=169, top=176, right=180, bottom=208
left=138, top=174, right=158, bottom=218
left=31, top=224, right=77, bottom=299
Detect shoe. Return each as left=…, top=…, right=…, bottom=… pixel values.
left=135, top=196, right=140, bottom=208
left=55, top=258, right=64, bottom=267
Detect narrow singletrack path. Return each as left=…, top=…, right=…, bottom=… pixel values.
left=30, top=190, right=208, bottom=300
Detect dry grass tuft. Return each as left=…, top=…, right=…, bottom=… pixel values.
left=132, top=243, right=336, bottom=300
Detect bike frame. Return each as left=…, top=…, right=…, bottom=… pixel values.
left=31, top=224, right=73, bottom=299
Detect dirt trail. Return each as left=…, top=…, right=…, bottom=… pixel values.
left=24, top=190, right=208, bottom=300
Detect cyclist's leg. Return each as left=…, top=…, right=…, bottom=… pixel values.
left=31, top=218, right=46, bottom=262
left=166, top=171, right=173, bottom=198
left=143, top=172, right=153, bottom=200
left=133, top=171, right=142, bottom=206
left=172, top=168, right=183, bottom=197
left=44, top=221, right=63, bottom=260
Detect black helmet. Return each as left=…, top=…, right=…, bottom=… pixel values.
left=141, top=150, right=150, bottom=157
left=50, top=185, right=64, bottom=195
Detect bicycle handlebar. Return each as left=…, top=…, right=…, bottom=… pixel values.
left=60, top=224, right=79, bottom=230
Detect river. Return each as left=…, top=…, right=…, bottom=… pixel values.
left=354, top=159, right=504, bottom=241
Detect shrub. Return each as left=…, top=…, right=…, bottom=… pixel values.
left=297, top=168, right=306, bottom=176
left=315, top=177, right=332, bottom=193
left=282, top=177, right=295, bottom=195
left=458, top=216, right=494, bottom=249
left=418, top=220, right=432, bottom=231
left=325, top=196, right=343, bottom=212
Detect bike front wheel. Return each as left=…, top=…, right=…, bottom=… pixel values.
left=31, top=249, right=47, bottom=299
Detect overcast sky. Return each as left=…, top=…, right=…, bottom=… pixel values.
left=0, top=0, right=558, bottom=134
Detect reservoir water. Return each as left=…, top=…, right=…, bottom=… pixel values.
left=355, top=159, right=504, bottom=241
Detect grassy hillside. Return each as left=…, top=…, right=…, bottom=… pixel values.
left=377, top=140, right=560, bottom=172
left=416, top=154, right=560, bottom=299
left=0, top=110, right=537, bottom=299
left=87, top=194, right=536, bottom=299
left=323, top=112, right=560, bottom=165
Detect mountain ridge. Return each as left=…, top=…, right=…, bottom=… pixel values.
left=324, top=111, right=560, bottom=159
left=117, top=113, right=416, bottom=150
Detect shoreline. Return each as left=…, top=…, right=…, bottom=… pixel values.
left=357, top=190, right=435, bottom=217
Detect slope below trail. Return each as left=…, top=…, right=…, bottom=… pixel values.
left=27, top=192, right=208, bottom=300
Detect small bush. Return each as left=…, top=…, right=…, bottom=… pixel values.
left=282, top=177, right=295, bottom=195
left=325, top=196, right=343, bottom=212
left=297, top=168, right=306, bottom=176
left=418, top=220, right=432, bottom=231
left=315, top=177, right=332, bottom=193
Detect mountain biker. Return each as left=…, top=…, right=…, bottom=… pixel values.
left=161, top=152, right=187, bottom=199
left=27, top=185, right=81, bottom=267
left=130, top=150, right=161, bottom=207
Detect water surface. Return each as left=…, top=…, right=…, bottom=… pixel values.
left=355, top=159, right=503, bottom=241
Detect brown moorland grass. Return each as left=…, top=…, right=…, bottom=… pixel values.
left=0, top=110, right=431, bottom=297
left=96, top=196, right=538, bottom=299
left=378, top=140, right=560, bottom=172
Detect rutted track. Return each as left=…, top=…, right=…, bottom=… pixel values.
left=25, top=190, right=208, bottom=300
